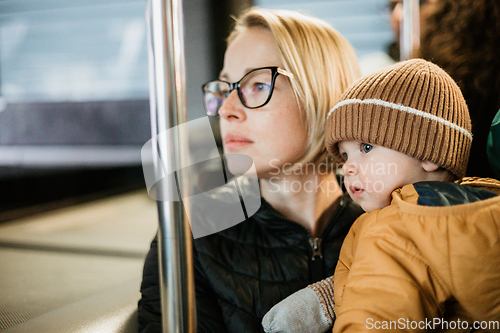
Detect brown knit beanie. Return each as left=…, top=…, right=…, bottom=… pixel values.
left=326, top=59, right=472, bottom=179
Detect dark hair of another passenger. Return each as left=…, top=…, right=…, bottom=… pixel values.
left=418, top=0, right=500, bottom=177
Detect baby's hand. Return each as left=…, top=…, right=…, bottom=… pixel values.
left=261, top=287, right=333, bottom=333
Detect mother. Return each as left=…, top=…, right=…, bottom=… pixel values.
left=139, top=7, right=363, bottom=332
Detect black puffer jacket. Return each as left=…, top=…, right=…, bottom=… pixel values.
left=138, top=179, right=363, bottom=333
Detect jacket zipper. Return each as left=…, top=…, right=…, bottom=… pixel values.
left=308, top=194, right=347, bottom=283
left=268, top=193, right=348, bottom=283
left=309, top=237, right=324, bottom=283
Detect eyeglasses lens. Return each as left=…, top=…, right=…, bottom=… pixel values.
left=203, top=68, right=274, bottom=116
left=203, top=82, right=227, bottom=116
left=239, top=68, right=273, bottom=109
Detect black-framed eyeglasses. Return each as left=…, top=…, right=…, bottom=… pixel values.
left=201, top=66, right=294, bottom=117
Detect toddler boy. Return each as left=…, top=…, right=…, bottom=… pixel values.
left=262, top=59, right=500, bottom=332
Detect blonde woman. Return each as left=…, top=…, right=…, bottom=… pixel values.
left=138, top=7, right=362, bottom=333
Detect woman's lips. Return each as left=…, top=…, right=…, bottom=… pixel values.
left=223, top=133, right=254, bottom=150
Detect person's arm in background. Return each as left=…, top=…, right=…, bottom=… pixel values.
left=138, top=235, right=228, bottom=333
left=487, top=109, right=500, bottom=179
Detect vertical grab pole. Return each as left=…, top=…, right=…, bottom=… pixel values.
left=401, top=0, right=420, bottom=60
left=146, top=0, right=196, bottom=332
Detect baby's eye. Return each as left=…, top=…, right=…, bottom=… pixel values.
left=361, top=143, right=373, bottom=153
left=340, top=152, right=348, bottom=161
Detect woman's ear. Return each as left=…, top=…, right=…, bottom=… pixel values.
left=421, top=160, right=440, bottom=172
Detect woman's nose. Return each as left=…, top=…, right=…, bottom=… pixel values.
left=218, top=90, right=246, bottom=121
left=342, top=160, right=358, bottom=176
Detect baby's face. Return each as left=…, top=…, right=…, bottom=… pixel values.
left=338, top=140, right=430, bottom=212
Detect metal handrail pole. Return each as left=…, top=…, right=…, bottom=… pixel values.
left=401, top=0, right=421, bottom=60
left=146, top=0, right=196, bottom=332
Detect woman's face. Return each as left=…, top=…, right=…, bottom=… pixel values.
left=219, top=27, right=309, bottom=179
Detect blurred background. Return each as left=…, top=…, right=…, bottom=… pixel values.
left=0, top=0, right=393, bottom=331
left=0, top=0, right=392, bottom=220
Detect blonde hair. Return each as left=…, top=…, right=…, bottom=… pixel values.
left=227, top=7, right=361, bottom=172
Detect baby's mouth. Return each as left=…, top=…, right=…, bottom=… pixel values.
left=348, top=185, right=364, bottom=196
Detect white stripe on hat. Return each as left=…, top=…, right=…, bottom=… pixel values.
left=327, top=98, right=473, bottom=141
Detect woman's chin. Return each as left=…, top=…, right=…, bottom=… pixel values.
left=224, top=153, right=256, bottom=177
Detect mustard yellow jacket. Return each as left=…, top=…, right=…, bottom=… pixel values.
left=325, top=178, right=500, bottom=332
